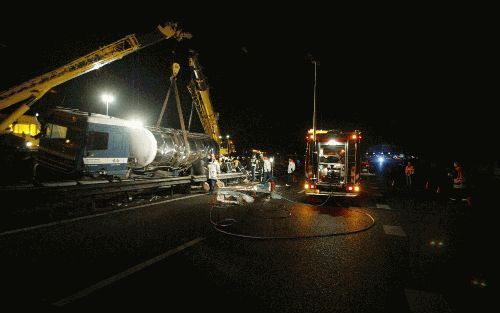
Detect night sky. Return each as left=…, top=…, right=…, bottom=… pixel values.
left=1, top=6, right=496, bottom=162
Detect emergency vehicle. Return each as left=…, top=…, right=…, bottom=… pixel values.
left=304, top=129, right=361, bottom=196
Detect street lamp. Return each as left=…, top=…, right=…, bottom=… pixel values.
left=225, top=135, right=230, bottom=156
left=101, top=93, right=115, bottom=116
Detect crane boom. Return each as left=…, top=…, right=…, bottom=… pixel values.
left=187, top=51, right=222, bottom=147
left=0, top=22, right=191, bottom=133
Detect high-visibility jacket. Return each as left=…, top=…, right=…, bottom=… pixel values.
left=405, top=165, right=415, bottom=176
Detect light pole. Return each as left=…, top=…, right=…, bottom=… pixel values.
left=101, top=93, right=114, bottom=116
left=226, top=135, right=230, bottom=156
left=309, top=56, right=320, bottom=180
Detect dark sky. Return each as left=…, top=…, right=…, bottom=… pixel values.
left=1, top=6, right=497, bottom=161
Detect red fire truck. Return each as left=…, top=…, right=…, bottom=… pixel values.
left=304, top=129, right=362, bottom=196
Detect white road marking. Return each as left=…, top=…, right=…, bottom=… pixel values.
left=53, top=237, right=205, bottom=307
left=297, top=190, right=305, bottom=194
left=383, top=225, right=406, bottom=237
left=376, top=203, right=392, bottom=210
left=405, top=289, right=451, bottom=313
left=0, top=194, right=205, bottom=237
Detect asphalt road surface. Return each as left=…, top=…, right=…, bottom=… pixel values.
left=0, top=174, right=493, bottom=312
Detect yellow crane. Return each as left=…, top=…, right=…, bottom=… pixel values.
left=0, top=21, right=191, bottom=134
left=187, top=51, right=229, bottom=155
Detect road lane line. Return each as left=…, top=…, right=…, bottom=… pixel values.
left=53, top=237, right=205, bottom=307
left=297, top=190, right=305, bottom=194
left=405, top=289, right=451, bottom=313
left=376, top=203, right=392, bottom=210
left=383, top=225, right=406, bottom=236
left=0, top=194, right=205, bottom=237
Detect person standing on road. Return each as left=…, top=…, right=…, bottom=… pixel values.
left=448, top=161, right=466, bottom=200
left=263, top=157, right=272, bottom=183
left=286, top=158, right=296, bottom=187
left=250, top=154, right=257, bottom=181
left=207, top=156, right=221, bottom=194
left=405, top=161, right=415, bottom=189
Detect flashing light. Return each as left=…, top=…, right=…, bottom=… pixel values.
left=26, top=141, right=33, bottom=147
left=351, top=134, right=357, bottom=140
left=354, top=186, right=360, bottom=192
left=308, top=129, right=328, bottom=134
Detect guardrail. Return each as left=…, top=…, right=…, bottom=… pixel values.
left=0, top=172, right=247, bottom=207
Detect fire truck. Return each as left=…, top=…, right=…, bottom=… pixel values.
left=304, top=129, right=362, bottom=196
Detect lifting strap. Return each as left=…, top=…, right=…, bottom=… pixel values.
left=173, top=78, right=190, bottom=153
left=155, top=62, right=180, bottom=127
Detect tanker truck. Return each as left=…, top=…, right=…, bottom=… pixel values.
left=36, top=107, right=218, bottom=178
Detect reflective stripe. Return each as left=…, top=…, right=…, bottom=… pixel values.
left=83, top=157, right=128, bottom=165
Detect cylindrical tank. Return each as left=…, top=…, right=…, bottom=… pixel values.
left=128, top=125, right=219, bottom=172
left=127, top=126, right=158, bottom=168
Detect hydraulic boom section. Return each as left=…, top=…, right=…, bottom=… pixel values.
left=187, top=51, right=222, bottom=147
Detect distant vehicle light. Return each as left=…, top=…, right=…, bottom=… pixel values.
left=26, top=141, right=33, bottom=147
left=351, top=134, right=357, bottom=140
left=304, top=183, right=309, bottom=189
left=377, top=156, right=384, bottom=163
left=65, top=139, right=70, bottom=144
left=354, top=186, right=360, bottom=192
left=347, top=186, right=353, bottom=191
